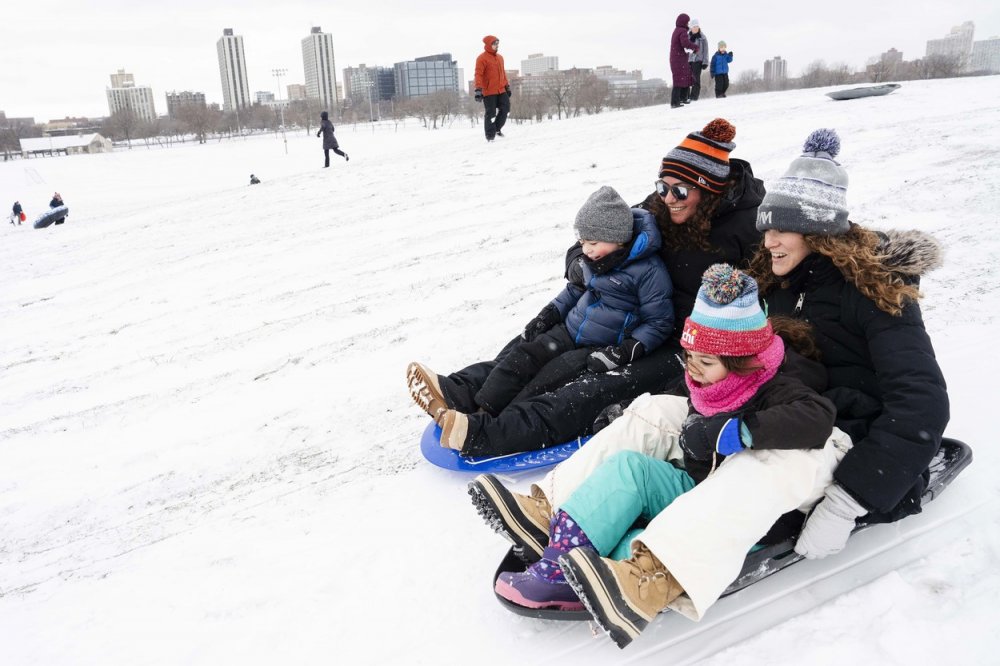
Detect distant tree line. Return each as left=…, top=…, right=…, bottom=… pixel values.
left=729, top=51, right=976, bottom=95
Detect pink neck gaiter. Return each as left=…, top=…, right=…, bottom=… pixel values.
left=686, top=336, right=785, bottom=416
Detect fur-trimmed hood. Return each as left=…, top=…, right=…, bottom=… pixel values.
left=877, top=229, right=944, bottom=277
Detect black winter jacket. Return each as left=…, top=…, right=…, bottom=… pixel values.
left=669, top=349, right=837, bottom=484
left=763, top=230, right=949, bottom=521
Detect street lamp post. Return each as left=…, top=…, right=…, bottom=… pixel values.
left=272, top=67, right=288, bottom=154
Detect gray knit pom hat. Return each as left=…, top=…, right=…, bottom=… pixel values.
left=756, top=128, right=850, bottom=236
left=573, top=186, right=634, bottom=244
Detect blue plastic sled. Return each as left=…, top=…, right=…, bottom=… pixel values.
left=419, top=420, right=589, bottom=473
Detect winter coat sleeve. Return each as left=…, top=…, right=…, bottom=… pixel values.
left=549, top=282, right=586, bottom=321
left=626, top=260, right=674, bottom=352
left=742, top=375, right=837, bottom=451
left=831, top=296, right=949, bottom=514
left=564, top=244, right=585, bottom=287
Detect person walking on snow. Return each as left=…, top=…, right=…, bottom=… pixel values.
left=474, top=35, right=511, bottom=142
left=11, top=201, right=22, bottom=225
left=710, top=41, right=734, bottom=98
left=49, top=192, right=67, bottom=225
left=686, top=19, right=709, bottom=102
left=669, top=14, right=699, bottom=108
left=317, top=111, right=348, bottom=167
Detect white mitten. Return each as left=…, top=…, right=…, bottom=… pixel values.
left=794, top=483, right=867, bottom=559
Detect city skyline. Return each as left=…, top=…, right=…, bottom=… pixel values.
left=3, top=0, right=1000, bottom=120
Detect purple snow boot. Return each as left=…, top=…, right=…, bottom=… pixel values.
left=494, top=510, right=594, bottom=611
left=495, top=548, right=584, bottom=611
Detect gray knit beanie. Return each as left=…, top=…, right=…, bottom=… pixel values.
left=756, top=129, right=850, bottom=236
left=573, top=186, right=634, bottom=244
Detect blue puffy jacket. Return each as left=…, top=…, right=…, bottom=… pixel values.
left=710, top=51, right=733, bottom=76
left=550, top=209, right=674, bottom=351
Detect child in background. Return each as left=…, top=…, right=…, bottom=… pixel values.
left=407, top=186, right=675, bottom=454
left=710, top=41, right=734, bottom=98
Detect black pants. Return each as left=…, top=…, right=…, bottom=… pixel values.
left=483, top=92, right=511, bottom=140
left=475, top=326, right=577, bottom=415
left=715, top=73, right=730, bottom=98
left=670, top=86, right=690, bottom=107
left=439, top=340, right=685, bottom=457
left=324, top=147, right=347, bottom=167
left=688, top=62, right=704, bottom=100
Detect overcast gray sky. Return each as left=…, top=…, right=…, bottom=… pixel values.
left=3, top=0, right=999, bottom=121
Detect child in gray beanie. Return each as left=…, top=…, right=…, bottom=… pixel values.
left=408, top=186, right=675, bottom=451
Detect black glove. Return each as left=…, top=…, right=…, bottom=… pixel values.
left=593, top=401, right=627, bottom=433
left=474, top=88, right=484, bottom=102
left=316, top=131, right=321, bottom=138
left=522, top=305, right=561, bottom=342
left=702, top=63, right=708, bottom=70
left=586, top=339, right=645, bottom=373
left=678, top=413, right=747, bottom=460
left=505, top=84, right=512, bottom=97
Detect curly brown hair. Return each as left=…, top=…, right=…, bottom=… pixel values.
left=644, top=180, right=732, bottom=253
left=749, top=223, right=921, bottom=316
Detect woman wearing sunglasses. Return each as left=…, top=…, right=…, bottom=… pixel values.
left=411, top=118, right=763, bottom=457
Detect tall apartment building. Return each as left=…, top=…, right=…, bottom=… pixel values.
left=165, top=91, right=207, bottom=118
left=521, top=53, right=558, bottom=76
left=106, top=70, right=157, bottom=121
left=110, top=69, right=134, bottom=88
left=286, top=84, right=307, bottom=101
left=926, top=21, right=975, bottom=68
left=971, top=36, right=1000, bottom=73
left=217, top=28, right=251, bottom=112
left=302, top=26, right=339, bottom=110
left=763, top=56, right=787, bottom=84
left=394, top=53, right=460, bottom=98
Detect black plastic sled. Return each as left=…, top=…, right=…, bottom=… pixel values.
left=494, top=437, right=972, bottom=620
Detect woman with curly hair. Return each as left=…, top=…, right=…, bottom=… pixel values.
left=408, top=118, right=764, bottom=456
left=748, top=129, right=949, bottom=550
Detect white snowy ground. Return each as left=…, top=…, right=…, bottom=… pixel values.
left=2, top=76, right=999, bottom=665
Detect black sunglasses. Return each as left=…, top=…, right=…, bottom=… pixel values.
left=655, top=180, right=695, bottom=200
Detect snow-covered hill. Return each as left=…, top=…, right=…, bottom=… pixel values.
left=2, top=77, right=999, bottom=665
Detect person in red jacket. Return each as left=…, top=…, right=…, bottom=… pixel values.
left=474, top=35, right=511, bottom=142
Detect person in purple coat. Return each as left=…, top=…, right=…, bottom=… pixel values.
left=670, top=13, right=699, bottom=108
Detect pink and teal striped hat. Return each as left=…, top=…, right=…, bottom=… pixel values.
left=680, top=264, right=773, bottom=356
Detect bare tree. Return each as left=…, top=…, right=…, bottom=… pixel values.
left=177, top=104, right=221, bottom=144
left=574, top=75, right=610, bottom=115
left=917, top=53, right=965, bottom=79
left=0, top=113, right=41, bottom=160
left=866, top=55, right=898, bottom=83
left=732, top=70, right=765, bottom=95
left=104, top=107, right=140, bottom=147
left=509, top=89, right=548, bottom=122
left=539, top=71, right=582, bottom=120
left=423, top=90, right=460, bottom=129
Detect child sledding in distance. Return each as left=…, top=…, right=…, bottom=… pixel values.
left=474, top=265, right=847, bottom=647
left=406, top=185, right=675, bottom=454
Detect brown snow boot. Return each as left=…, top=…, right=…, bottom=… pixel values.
left=406, top=362, right=449, bottom=423
left=560, top=543, right=683, bottom=649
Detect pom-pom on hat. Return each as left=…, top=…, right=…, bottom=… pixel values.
left=681, top=264, right=773, bottom=356
left=659, top=118, right=736, bottom=194
left=573, top=185, right=634, bottom=244
left=756, top=128, right=850, bottom=236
